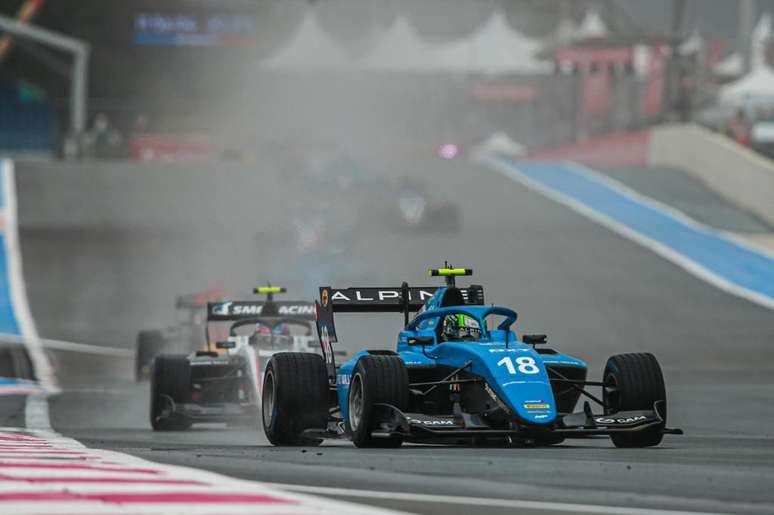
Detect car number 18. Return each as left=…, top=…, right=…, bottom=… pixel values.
left=497, top=356, right=539, bottom=375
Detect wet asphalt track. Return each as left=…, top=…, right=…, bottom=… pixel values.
left=17, top=156, right=774, bottom=514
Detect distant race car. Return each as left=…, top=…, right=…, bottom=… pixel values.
left=135, top=292, right=223, bottom=381
left=150, top=286, right=322, bottom=431
left=273, top=143, right=461, bottom=233
left=262, top=266, right=683, bottom=448
left=395, top=178, right=460, bottom=232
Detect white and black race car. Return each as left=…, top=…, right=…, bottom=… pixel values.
left=135, top=290, right=227, bottom=381
left=150, top=287, right=321, bottom=430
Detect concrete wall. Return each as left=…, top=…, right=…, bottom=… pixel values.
left=527, top=131, right=650, bottom=169
left=649, top=124, right=774, bottom=227
left=14, top=159, right=287, bottom=231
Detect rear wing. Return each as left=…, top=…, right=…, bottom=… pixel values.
left=315, top=283, right=484, bottom=383
left=175, top=294, right=207, bottom=310
left=321, top=286, right=437, bottom=313
left=206, top=301, right=314, bottom=321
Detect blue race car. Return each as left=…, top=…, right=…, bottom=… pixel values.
left=261, top=266, right=682, bottom=448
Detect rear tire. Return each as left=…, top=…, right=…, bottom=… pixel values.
left=262, top=353, right=329, bottom=446
left=603, top=353, right=666, bottom=448
left=150, top=354, right=192, bottom=431
left=346, top=355, right=409, bottom=448
left=136, top=330, right=165, bottom=381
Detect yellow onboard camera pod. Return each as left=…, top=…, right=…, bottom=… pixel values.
left=428, top=266, right=472, bottom=286
left=428, top=268, right=472, bottom=277
left=254, top=286, right=286, bottom=294
left=254, top=285, right=286, bottom=301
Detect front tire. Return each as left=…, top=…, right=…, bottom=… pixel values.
left=262, top=353, right=329, bottom=446
left=150, top=354, right=192, bottom=431
left=346, top=355, right=409, bottom=448
left=603, top=353, right=666, bottom=448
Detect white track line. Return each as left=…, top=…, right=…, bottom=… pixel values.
left=24, top=394, right=51, bottom=430
left=0, top=334, right=132, bottom=358
left=38, top=338, right=133, bottom=358
left=481, top=155, right=774, bottom=311
left=267, top=483, right=728, bottom=515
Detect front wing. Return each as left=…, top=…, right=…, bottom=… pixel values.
left=365, top=402, right=682, bottom=442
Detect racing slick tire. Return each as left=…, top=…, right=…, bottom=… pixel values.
left=150, top=354, right=192, bottom=431
left=262, top=353, right=328, bottom=446
left=136, top=330, right=165, bottom=381
left=603, top=353, right=666, bottom=448
left=347, top=355, right=409, bottom=449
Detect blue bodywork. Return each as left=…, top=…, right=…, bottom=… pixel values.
left=334, top=287, right=586, bottom=426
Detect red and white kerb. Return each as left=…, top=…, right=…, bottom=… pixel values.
left=0, top=428, right=400, bottom=514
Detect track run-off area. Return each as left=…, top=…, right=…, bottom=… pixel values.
left=3, top=154, right=774, bottom=514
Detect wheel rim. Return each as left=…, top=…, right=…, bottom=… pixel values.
left=262, top=370, right=275, bottom=429
left=604, top=373, right=620, bottom=414
left=348, top=373, right=364, bottom=431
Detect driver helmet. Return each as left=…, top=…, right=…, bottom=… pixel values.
left=442, top=313, right=482, bottom=342
left=255, top=324, right=272, bottom=336
left=272, top=323, right=290, bottom=337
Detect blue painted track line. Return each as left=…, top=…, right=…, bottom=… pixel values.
left=0, top=158, right=53, bottom=395
left=488, top=157, right=774, bottom=310
left=0, top=159, right=20, bottom=335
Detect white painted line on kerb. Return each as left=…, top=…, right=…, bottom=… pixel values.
left=24, top=393, right=51, bottom=430
left=267, top=483, right=727, bottom=515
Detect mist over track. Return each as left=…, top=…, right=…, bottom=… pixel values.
left=15, top=155, right=774, bottom=514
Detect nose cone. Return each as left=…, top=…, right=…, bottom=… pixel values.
left=485, top=346, right=557, bottom=425
left=500, top=380, right=557, bottom=425
left=431, top=342, right=559, bottom=425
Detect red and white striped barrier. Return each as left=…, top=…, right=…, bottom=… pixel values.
left=0, top=428, right=402, bottom=514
